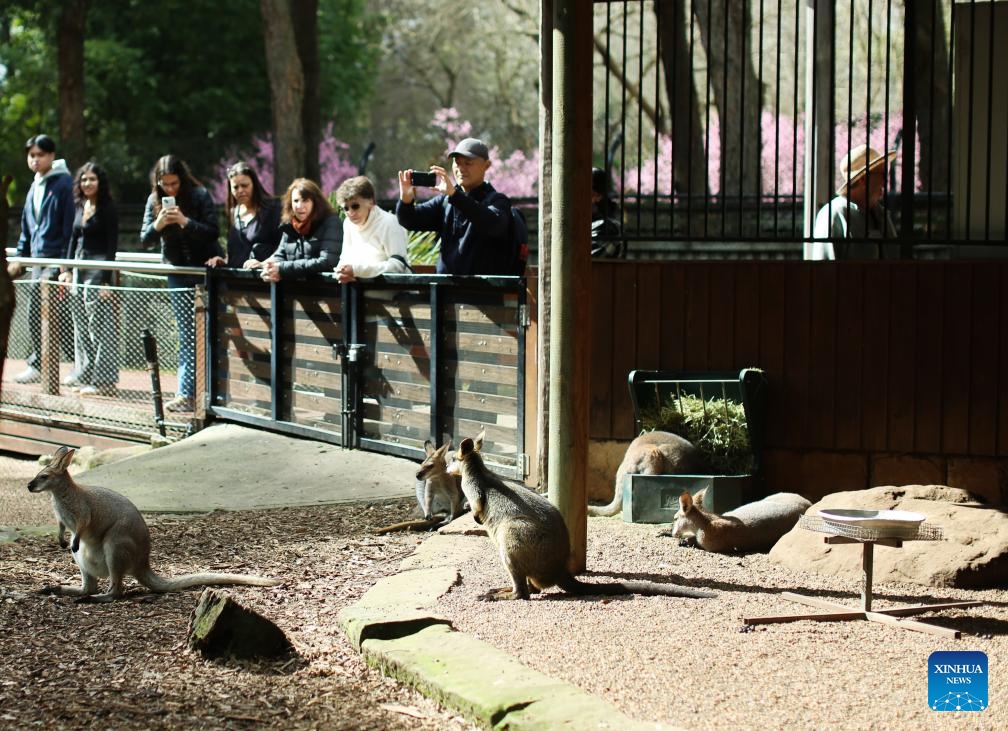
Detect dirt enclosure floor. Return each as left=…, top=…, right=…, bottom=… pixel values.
left=2, top=451, right=1007, bottom=729
left=0, top=452, right=474, bottom=730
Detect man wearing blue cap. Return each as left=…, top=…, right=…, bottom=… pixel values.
left=396, top=137, right=513, bottom=275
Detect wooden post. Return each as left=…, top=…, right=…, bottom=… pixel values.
left=39, top=279, right=60, bottom=395
left=802, top=0, right=836, bottom=255
left=861, top=542, right=874, bottom=611
left=548, top=0, right=592, bottom=572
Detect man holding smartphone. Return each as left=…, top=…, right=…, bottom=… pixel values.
left=395, top=137, right=513, bottom=275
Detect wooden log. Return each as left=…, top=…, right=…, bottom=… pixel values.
left=187, top=589, right=292, bottom=660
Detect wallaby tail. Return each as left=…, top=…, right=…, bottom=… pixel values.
left=372, top=517, right=444, bottom=535
left=557, top=575, right=715, bottom=599
left=587, top=492, right=622, bottom=517
left=139, top=569, right=280, bottom=593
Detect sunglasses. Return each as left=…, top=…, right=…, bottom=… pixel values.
left=342, top=202, right=361, bottom=211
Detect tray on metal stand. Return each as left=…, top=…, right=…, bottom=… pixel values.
left=744, top=515, right=983, bottom=639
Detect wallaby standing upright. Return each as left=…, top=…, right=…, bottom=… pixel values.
left=415, top=438, right=465, bottom=524
left=27, top=446, right=281, bottom=602
left=373, top=438, right=469, bottom=535
left=676, top=491, right=812, bottom=553
left=454, top=435, right=715, bottom=601
left=589, top=430, right=705, bottom=517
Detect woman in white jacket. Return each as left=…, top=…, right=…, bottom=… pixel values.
left=333, top=176, right=410, bottom=282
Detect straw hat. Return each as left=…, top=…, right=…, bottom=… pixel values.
left=837, top=144, right=897, bottom=195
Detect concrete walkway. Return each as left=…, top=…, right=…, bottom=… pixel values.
left=69, top=424, right=668, bottom=730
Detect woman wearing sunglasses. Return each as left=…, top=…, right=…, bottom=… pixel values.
left=332, top=176, right=410, bottom=283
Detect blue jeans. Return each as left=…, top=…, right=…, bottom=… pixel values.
left=167, top=274, right=199, bottom=399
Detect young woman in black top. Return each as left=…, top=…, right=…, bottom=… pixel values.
left=206, top=161, right=281, bottom=270
left=60, top=162, right=119, bottom=395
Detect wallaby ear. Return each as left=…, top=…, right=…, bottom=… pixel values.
left=679, top=491, right=693, bottom=510
left=53, top=446, right=75, bottom=471
left=434, top=441, right=451, bottom=458
left=423, top=440, right=436, bottom=456
left=459, top=437, right=475, bottom=457
left=693, top=487, right=707, bottom=508
left=473, top=430, right=485, bottom=451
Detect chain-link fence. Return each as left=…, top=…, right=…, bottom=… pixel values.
left=2, top=260, right=204, bottom=443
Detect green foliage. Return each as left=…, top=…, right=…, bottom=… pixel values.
left=406, top=230, right=439, bottom=266
left=641, top=394, right=755, bottom=475
left=0, top=0, right=383, bottom=208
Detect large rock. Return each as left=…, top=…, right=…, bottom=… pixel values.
left=769, top=485, right=1008, bottom=589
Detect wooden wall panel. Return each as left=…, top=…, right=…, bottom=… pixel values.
left=586, top=260, right=1008, bottom=460
left=833, top=265, right=864, bottom=450
left=860, top=264, right=891, bottom=452
left=610, top=265, right=640, bottom=436
left=806, top=265, right=837, bottom=448
left=941, top=265, right=972, bottom=454
left=887, top=264, right=918, bottom=452
left=758, top=263, right=788, bottom=446
left=913, top=265, right=944, bottom=453
left=589, top=263, right=614, bottom=437
left=969, top=265, right=1000, bottom=454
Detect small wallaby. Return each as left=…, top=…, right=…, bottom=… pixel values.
left=373, top=437, right=470, bottom=535
left=454, top=434, right=716, bottom=601
left=676, top=490, right=812, bottom=553
left=589, top=430, right=706, bottom=517
left=27, top=446, right=281, bottom=602
left=415, top=438, right=466, bottom=524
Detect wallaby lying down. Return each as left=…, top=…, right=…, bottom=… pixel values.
left=28, top=446, right=281, bottom=602
left=676, top=489, right=811, bottom=553
left=588, top=430, right=705, bottom=517
left=454, top=435, right=715, bottom=601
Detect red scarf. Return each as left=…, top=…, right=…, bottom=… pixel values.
left=291, top=215, right=312, bottom=236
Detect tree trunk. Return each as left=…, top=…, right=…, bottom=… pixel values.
left=0, top=175, right=14, bottom=395
left=58, top=0, right=89, bottom=169
left=292, top=0, right=320, bottom=185
left=914, top=0, right=950, bottom=193
left=655, top=0, right=710, bottom=238
left=693, top=0, right=763, bottom=203
left=261, top=0, right=307, bottom=191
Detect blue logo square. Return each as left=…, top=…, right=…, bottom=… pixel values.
left=929, top=651, right=988, bottom=711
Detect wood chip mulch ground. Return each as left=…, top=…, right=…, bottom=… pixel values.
left=0, top=454, right=475, bottom=731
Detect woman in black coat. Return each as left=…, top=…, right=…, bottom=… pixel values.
left=61, top=161, right=119, bottom=395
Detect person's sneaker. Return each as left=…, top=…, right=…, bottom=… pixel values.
left=62, top=371, right=85, bottom=387
left=165, top=395, right=194, bottom=412
left=79, top=384, right=117, bottom=397
left=14, top=366, right=41, bottom=384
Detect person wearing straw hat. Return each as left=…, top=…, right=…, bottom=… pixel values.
left=810, top=144, right=898, bottom=260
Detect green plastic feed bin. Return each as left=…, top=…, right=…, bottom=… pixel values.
left=620, top=368, right=767, bottom=524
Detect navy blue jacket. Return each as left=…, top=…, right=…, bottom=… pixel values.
left=226, top=197, right=282, bottom=268
left=17, top=164, right=75, bottom=259
left=271, top=214, right=342, bottom=278
left=396, top=181, right=511, bottom=275
left=68, top=202, right=118, bottom=285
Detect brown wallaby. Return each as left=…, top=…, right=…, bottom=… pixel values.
left=454, top=435, right=716, bottom=601
left=27, top=446, right=281, bottom=602
left=415, top=438, right=466, bottom=524
left=373, top=437, right=470, bottom=535
left=588, top=430, right=706, bottom=517
left=676, top=490, right=812, bottom=553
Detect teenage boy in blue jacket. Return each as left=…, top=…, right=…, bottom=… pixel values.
left=395, top=137, right=513, bottom=275
left=9, top=134, right=75, bottom=384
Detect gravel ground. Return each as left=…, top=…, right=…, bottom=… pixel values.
left=434, top=515, right=1008, bottom=730
left=3, top=451, right=1006, bottom=729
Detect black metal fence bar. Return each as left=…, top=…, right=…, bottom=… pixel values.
left=591, top=0, right=1006, bottom=256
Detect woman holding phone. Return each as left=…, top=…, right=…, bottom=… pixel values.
left=140, top=154, right=221, bottom=412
